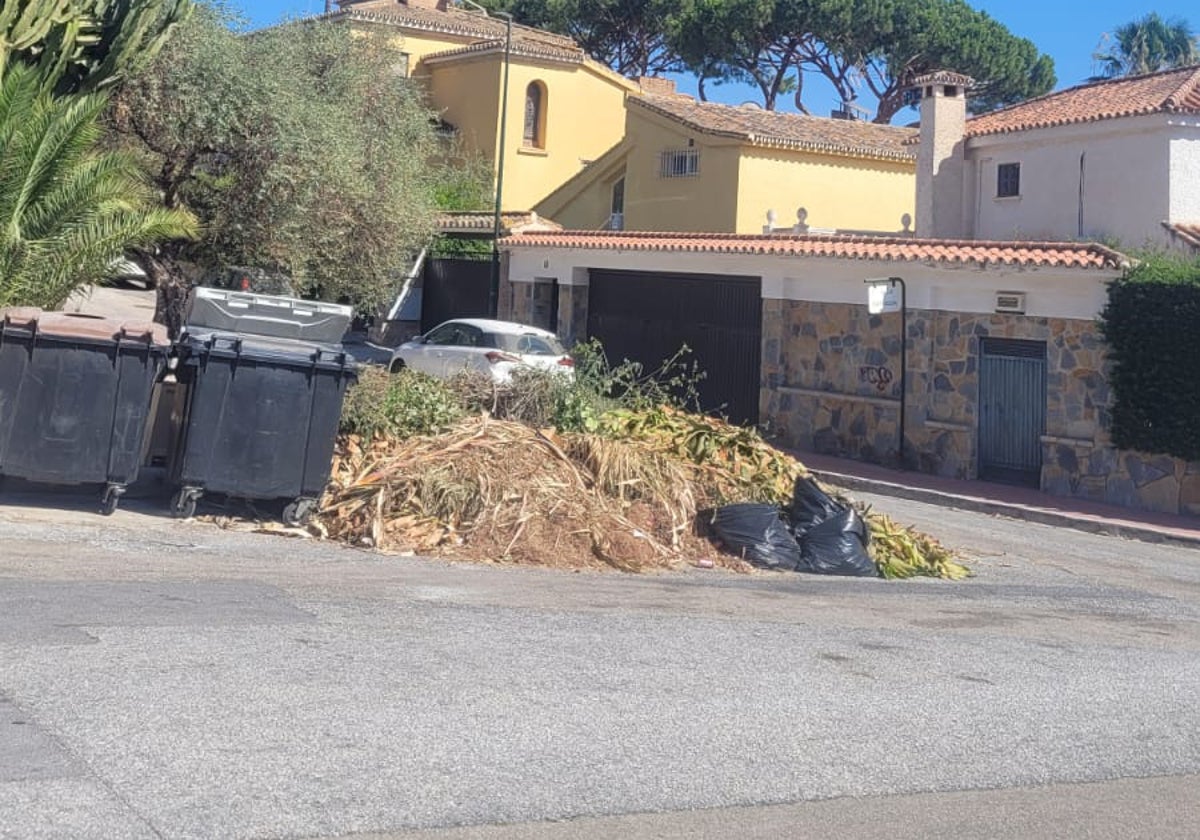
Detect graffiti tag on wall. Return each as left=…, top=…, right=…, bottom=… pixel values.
left=859, top=366, right=893, bottom=392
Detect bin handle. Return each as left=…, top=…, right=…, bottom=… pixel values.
left=205, top=333, right=244, bottom=355
left=118, top=326, right=158, bottom=348
left=313, top=347, right=352, bottom=369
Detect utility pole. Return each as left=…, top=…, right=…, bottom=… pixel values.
left=458, top=0, right=512, bottom=318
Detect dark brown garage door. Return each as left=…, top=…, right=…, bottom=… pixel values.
left=587, top=270, right=762, bottom=424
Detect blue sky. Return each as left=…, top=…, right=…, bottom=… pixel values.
left=239, top=1, right=1200, bottom=117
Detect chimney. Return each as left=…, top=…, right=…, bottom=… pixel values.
left=637, top=76, right=677, bottom=96
left=912, top=71, right=973, bottom=239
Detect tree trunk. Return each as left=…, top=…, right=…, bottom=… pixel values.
left=792, top=74, right=809, bottom=114
left=873, top=94, right=903, bottom=125
left=133, top=250, right=189, bottom=340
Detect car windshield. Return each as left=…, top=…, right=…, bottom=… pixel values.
left=487, top=332, right=566, bottom=356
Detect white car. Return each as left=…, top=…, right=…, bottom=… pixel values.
left=390, top=318, right=574, bottom=383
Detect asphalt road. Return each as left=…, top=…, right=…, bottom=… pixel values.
left=1, top=490, right=1199, bottom=839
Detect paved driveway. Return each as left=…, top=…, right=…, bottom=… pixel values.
left=1, top=493, right=1199, bottom=839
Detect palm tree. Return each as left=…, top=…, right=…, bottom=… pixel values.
left=1092, top=13, right=1199, bottom=79
left=0, top=61, right=196, bottom=309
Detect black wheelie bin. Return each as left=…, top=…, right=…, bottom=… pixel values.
left=168, top=289, right=357, bottom=524
left=0, top=308, right=170, bottom=514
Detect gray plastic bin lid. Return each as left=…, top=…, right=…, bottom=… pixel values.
left=0, top=307, right=170, bottom=346
left=184, top=288, right=352, bottom=345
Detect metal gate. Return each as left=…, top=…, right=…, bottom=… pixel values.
left=978, top=338, right=1046, bottom=487
left=421, top=257, right=492, bottom=333
left=587, top=270, right=762, bottom=424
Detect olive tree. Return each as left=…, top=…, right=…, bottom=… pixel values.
left=110, top=5, right=466, bottom=331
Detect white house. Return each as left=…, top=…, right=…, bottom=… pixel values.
left=913, top=66, right=1200, bottom=252
left=494, top=230, right=1200, bottom=515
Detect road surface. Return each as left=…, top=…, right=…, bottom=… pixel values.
left=1, top=490, right=1198, bottom=839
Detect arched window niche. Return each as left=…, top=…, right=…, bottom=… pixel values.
left=523, top=81, right=547, bottom=149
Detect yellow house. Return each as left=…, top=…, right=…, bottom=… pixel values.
left=535, top=89, right=918, bottom=234
left=331, top=0, right=640, bottom=211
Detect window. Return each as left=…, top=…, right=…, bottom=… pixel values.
left=659, top=148, right=699, bottom=178
left=491, top=332, right=566, bottom=355
left=609, top=177, right=625, bottom=230
left=424, top=324, right=459, bottom=345
left=425, top=322, right=479, bottom=347
left=997, top=162, right=1021, bottom=198
left=523, top=82, right=546, bottom=149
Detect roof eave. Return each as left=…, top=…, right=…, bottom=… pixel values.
left=500, top=231, right=1128, bottom=271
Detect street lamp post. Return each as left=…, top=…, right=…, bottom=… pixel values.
left=490, top=11, right=511, bottom=318
left=460, top=0, right=511, bottom=318
left=865, top=276, right=908, bottom=467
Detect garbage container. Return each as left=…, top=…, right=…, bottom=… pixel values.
left=168, top=331, right=357, bottom=524
left=185, top=286, right=351, bottom=343
left=0, top=308, right=169, bottom=514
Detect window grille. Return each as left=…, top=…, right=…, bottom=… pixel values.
left=659, top=148, right=699, bottom=178
left=997, top=162, right=1021, bottom=198
left=524, top=83, right=544, bottom=148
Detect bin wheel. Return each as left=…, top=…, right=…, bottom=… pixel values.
left=170, top=489, right=199, bottom=519
left=283, top=498, right=317, bottom=527
left=100, top=485, right=124, bottom=516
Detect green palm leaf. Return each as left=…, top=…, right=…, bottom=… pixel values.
left=0, top=60, right=196, bottom=309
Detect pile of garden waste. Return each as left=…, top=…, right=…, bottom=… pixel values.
left=308, top=360, right=968, bottom=580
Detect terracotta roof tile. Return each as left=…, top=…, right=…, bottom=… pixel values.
left=438, top=211, right=561, bottom=235
left=1164, top=221, right=1200, bottom=250
left=502, top=230, right=1129, bottom=270
left=631, top=96, right=917, bottom=162
left=966, top=65, right=1200, bottom=137
left=329, top=1, right=578, bottom=51
left=422, top=37, right=584, bottom=64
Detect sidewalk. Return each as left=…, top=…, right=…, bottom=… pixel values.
left=795, top=450, right=1200, bottom=550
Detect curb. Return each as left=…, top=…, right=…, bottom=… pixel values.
left=811, top=469, right=1200, bottom=552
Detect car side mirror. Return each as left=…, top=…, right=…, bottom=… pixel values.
left=415, top=335, right=427, bottom=344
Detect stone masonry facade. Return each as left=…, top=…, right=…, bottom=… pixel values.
left=502, top=278, right=588, bottom=348
left=500, top=260, right=1199, bottom=517
left=761, top=299, right=1200, bottom=517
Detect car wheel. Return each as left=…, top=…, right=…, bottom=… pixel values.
left=389, top=358, right=406, bottom=374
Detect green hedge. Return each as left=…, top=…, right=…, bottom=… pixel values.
left=429, top=235, right=494, bottom=259
left=1100, top=254, right=1200, bottom=461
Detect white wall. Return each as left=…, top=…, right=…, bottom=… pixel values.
left=1169, top=119, right=1200, bottom=224
left=505, top=246, right=1119, bottom=320
left=965, top=115, right=1174, bottom=249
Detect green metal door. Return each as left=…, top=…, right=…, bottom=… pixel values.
left=978, top=338, right=1046, bottom=487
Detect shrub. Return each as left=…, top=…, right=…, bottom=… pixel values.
left=1100, top=252, right=1200, bottom=461
left=341, top=366, right=464, bottom=440
left=340, top=340, right=707, bottom=439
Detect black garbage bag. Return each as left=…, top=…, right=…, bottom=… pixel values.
left=797, top=507, right=879, bottom=577
left=789, top=475, right=844, bottom=534
left=710, top=504, right=801, bottom=571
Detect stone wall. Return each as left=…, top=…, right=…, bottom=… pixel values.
left=504, top=278, right=536, bottom=326
left=555, top=284, right=588, bottom=348
left=501, top=278, right=589, bottom=348
left=506, top=279, right=558, bottom=331
left=761, top=298, right=1200, bottom=516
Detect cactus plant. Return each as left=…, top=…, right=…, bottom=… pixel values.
left=1, top=0, right=193, bottom=93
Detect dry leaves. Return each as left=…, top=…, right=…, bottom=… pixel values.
left=316, top=415, right=729, bottom=573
